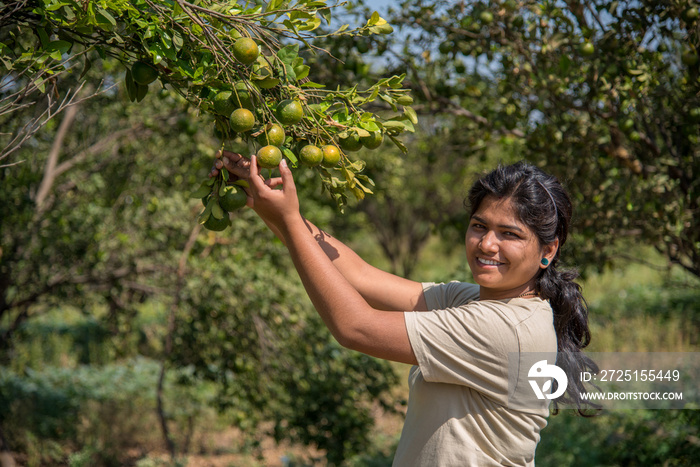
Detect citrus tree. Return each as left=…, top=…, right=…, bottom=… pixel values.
left=1, top=0, right=417, bottom=221
left=368, top=0, right=700, bottom=277
left=1, top=1, right=415, bottom=462
left=0, top=58, right=402, bottom=463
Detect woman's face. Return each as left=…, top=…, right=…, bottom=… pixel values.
left=465, top=195, right=557, bottom=300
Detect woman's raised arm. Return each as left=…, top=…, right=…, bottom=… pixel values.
left=215, top=150, right=428, bottom=312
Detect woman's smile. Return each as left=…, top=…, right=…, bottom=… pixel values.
left=476, top=257, right=505, bottom=267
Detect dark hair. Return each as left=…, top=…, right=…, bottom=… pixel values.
left=467, top=161, right=600, bottom=415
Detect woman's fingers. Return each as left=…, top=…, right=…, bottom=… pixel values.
left=278, top=159, right=296, bottom=195
left=209, top=150, right=252, bottom=179
left=265, top=177, right=284, bottom=189
left=249, top=155, right=265, bottom=192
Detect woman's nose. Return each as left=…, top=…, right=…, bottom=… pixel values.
left=479, top=230, right=498, bottom=252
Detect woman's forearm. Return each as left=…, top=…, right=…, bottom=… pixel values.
left=298, top=217, right=426, bottom=311
left=277, top=213, right=417, bottom=364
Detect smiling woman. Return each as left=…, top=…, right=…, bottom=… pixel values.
left=211, top=154, right=599, bottom=466
left=466, top=195, right=558, bottom=300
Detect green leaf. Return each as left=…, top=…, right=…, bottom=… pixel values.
left=294, top=64, right=310, bottom=80
left=199, top=198, right=214, bottom=224
left=319, top=7, right=332, bottom=25
left=34, top=77, right=47, bottom=94
left=282, top=147, right=298, bottom=166
left=172, top=31, right=184, bottom=51
left=266, top=0, right=286, bottom=11
left=403, top=106, right=418, bottom=125
left=46, top=2, right=70, bottom=11
left=378, top=93, right=397, bottom=111
left=353, top=127, right=370, bottom=137
left=301, top=81, right=325, bottom=88
left=124, top=69, right=137, bottom=102
left=190, top=183, right=212, bottom=199
left=96, top=8, right=117, bottom=26
left=388, top=134, right=408, bottom=154
left=359, top=120, right=380, bottom=132
left=36, top=28, right=50, bottom=48
left=333, top=24, right=349, bottom=34
left=298, top=17, right=321, bottom=31
left=135, top=83, right=149, bottom=102
left=277, top=44, right=300, bottom=66
left=47, top=40, right=72, bottom=54
left=387, top=75, right=405, bottom=88
left=382, top=120, right=407, bottom=136
left=368, top=11, right=381, bottom=26
left=212, top=201, right=225, bottom=220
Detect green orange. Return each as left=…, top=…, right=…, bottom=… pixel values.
left=299, top=144, right=323, bottom=166
left=132, top=61, right=158, bottom=85
left=254, top=77, right=279, bottom=89
left=219, top=186, right=248, bottom=211
left=361, top=130, right=384, bottom=149
left=479, top=11, right=494, bottom=25
left=256, top=124, right=285, bottom=147
left=229, top=108, right=255, bottom=133
left=233, top=37, right=259, bottom=65
left=257, top=145, right=283, bottom=169
left=338, top=133, right=362, bottom=152
left=203, top=212, right=230, bottom=231
left=275, top=99, right=304, bottom=125
left=682, top=7, right=699, bottom=22
left=580, top=42, right=595, bottom=56
left=213, top=91, right=236, bottom=116
left=321, top=145, right=341, bottom=168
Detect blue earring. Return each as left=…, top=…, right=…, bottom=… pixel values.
left=541, top=258, right=549, bottom=266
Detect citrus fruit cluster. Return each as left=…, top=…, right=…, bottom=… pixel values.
left=171, top=27, right=412, bottom=231
left=193, top=177, right=249, bottom=232
left=189, top=37, right=405, bottom=230
left=208, top=67, right=382, bottom=175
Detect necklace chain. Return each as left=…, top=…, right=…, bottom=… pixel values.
left=517, top=290, right=538, bottom=298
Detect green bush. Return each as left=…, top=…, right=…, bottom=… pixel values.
left=537, top=409, right=700, bottom=466
left=0, top=359, right=167, bottom=465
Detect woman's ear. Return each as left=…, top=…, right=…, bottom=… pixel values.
left=540, top=238, right=560, bottom=268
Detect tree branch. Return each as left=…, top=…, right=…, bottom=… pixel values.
left=35, top=103, right=79, bottom=209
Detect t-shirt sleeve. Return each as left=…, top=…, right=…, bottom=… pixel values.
left=422, top=281, right=480, bottom=310
left=404, top=298, right=518, bottom=405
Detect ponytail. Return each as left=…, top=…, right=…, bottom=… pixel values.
left=537, top=264, right=600, bottom=415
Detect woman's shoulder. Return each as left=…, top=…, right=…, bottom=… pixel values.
left=422, top=281, right=480, bottom=308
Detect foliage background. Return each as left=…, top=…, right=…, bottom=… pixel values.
left=2, top=0, right=700, bottom=466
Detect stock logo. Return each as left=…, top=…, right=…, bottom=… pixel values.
left=528, top=360, right=568, bottom=400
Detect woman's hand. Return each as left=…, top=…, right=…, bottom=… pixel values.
left=247, top=154, right=301, bottom=233
left=209, top=149, right=301, bottom=233
left=209, top=149, right=251, bottom=180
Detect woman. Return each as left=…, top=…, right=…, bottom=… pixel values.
left=211, top=153, right=597, bottom=465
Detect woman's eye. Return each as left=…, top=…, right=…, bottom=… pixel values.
left=504, top=231, right=521, bottom=238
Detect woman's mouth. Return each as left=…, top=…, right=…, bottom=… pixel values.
left=477, top=257, right=504, bottom=267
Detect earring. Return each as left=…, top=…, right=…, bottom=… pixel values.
left=541, top=258, right=549, bottom=266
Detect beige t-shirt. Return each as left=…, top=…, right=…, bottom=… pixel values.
left=393, top=281, right=558, bottom=466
